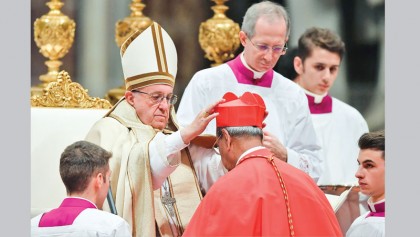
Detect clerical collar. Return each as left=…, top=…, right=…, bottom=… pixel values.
left=301, top=87, right=333, bottom=114
left=366, top=198, right=385, bottom=218
left=240, top=53, right=266, bottom=79
left=65, top=196, right=98, bottom=209
left=301, top=87, right=328, bottom=104
left=227, top=54, right=274, bottom=88
left=236, top=146, right=265, bottom=166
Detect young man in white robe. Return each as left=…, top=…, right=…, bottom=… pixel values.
left=31, top=141, right=132, bottom=237
left=293, top=27, right=370, bottom=233
left=347, top=131, right=385, bottom=237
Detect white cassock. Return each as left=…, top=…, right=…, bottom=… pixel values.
left=300, top=88, right=369, bottom=234
left=346, top=199, right=385, bottom=237
left=31, top=210, right=131, bottom=237
left=177, top=53, right=322, bottom=180
left=150, top=131, right=226, bottom=193
left=305, top=93, right=369, bottom=186
left=31, top=198, right=132, bottom=237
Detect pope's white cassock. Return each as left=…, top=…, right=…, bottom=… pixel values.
left=86, top=22, right=226, bottom=237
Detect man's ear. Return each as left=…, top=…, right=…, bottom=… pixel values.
left=239, top=31, right=248, bottom=47
left=221, top=128, right=232, bottom=150
left=125, top=91, right=135, bottom=106
left=294, top=56, right=303, bottom=75
left=95, top=173, right=104, bottom=189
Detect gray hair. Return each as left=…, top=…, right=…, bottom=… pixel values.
left=241, top=1, right=291, bottom=39
left=217, top=126, right=263, bottom=140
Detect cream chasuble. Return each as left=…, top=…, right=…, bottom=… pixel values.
left=86, top=98, right=202, bottom=237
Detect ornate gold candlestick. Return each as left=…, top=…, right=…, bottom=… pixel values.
left=199, top=0, right=240, bottom=67
left=105, top=0, right=152, bottom=105
left=32, top=0, right=76, bottom=96
left=115, top=0, right=152, bottom=47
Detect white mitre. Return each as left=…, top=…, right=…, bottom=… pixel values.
left=120, top=22, right=178, bottom=91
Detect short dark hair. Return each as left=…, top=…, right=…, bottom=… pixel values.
left=358, top=130, right=385, bottom=160
left=297, top=27, right=345, bottom=62
left=60, top=140, right=112, bottom=194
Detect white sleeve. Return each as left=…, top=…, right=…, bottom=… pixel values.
left=149, top=131, right=188, bottom=190
left=346, top=215, right=385, bottom=237
left=188, top=144, right=227, bottom=193
left=285, top=90, right=323, bottom=182
left=114, top=219, right=132, bottom=237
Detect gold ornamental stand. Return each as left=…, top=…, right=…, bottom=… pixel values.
left=31, top=0, right=112, bottom=109
left=105, top=0, right=153, bottom=105
left=199, top=0, right=240, bottom=67
left=31, top=70, right=112, bottom=109
left=31, top=0, right=75, bottom=97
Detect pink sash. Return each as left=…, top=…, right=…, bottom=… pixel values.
left=39, top=197, right=96, bottom=227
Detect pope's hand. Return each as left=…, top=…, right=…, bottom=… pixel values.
left=180, top=98, right=225, bottom=144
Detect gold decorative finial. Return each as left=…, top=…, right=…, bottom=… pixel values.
left=32, top=0, right=76, bottom=96
left=115, top=0, right=152, bottom=47
left=106, top=0, right=152, bottom=104
left=199, top=0, right=240, bottom=67
left=31, top=70, right=112, bottom=109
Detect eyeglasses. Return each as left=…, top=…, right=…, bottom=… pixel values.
left=131, top=90, right=178, bottom=105
left=247, top=36, right=288, bottom=55
left=212, top=134, right=222, bottom=155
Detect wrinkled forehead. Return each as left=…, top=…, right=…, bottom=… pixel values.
left=253, top=16, right=288, bottom=41
left=140, top=84, right=174, bottom=93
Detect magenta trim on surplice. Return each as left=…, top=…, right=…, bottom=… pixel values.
left=227, top=55, right=274, bottom=88
left=366, top=201, right=385, bottom=218
left=306, top=94, right=333, bottom=114
left=38, top=197, right=97, bottom=227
